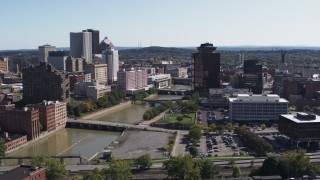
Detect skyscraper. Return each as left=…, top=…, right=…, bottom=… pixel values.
left=192, top=43, right=220, bottom=92
left=38, top=45, right=56, bottom=63
left=70, top=31, right=92, bottom=64
left=101, top=37, right=119, bottom=84
left=83, top=29, right=100, bottom=54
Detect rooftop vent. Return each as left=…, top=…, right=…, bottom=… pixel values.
left=296, top=112, right=316, bottom=121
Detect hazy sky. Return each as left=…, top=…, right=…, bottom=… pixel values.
left=1, top=0, right=320, bottom=50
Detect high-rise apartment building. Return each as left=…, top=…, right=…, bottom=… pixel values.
left=38, top=45, right=56, bottom=63
left=85, top=63, right=108, bottom=84
left=103, top=50, right=119, bottom=84
left=22, top=63, right=70, bottom=104
left=0, top=57, right=9, bottom=71
left=192, top=43, right=220, bottom=92
left=66, top=56, right=85, bottom=72
left=70, top=31, right=92, bottom=64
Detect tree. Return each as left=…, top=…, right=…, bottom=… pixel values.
left=74, top=106, right=81, bottom=117
left=216, top=125, right=225, bottom=134
left=133, top=154, right=152, bottom=170
left=176, top=116, right=183, bottom=122
left=105, top=160, right=133, bottom=180
left=163, top=154, right=201, bottom=180
left=232, top=166, right=241, bottom=178
left=189, top=124, right=202, bottom=141
left=260, top=124, right=266, bottom=130
left=229, top=159, right=236, bottom=167
left=188, top=146, right=197, bottom=157
left=209, top=124, right=216, bottom=131
left=0, top=140, right=6, bottom=157
left=84, top=168, right=104, bottom=180
left=259, top=155, right=280, bottom=175
left=199, top=159, right=218, bottom=179
left=30, top=156, right=68, bottom=180
left=226, top=123, right=234, bottom=132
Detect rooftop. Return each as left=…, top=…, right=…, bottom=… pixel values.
left=229, top=94, right=289, bottom=103
left=0, top=165, right=45, bottom=179
left=280, top=113, right=320, bottom=123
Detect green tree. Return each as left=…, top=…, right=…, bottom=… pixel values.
left=209, top=124, right=216, bottom=131
left=232, top=166, right=241, bottom=178
left=188, top=146, right=197, bottom=157
left=105, top=160, right=133, bottom=180
left=176, top=116, right=183, bottom=122
left=260, top=124, right=266, bottom=130
left=133, top=154, right=152, bottom=170
left=74, top=106, right=81, bottom=117
left=215, top=125, right=225, bottom=134
left=189, top=124, right=202, bottom=141
left=163, top=154, right=201, bottom=180
left=84, top=168, right=104, bottom=180
left=30, top=156, right=68, bottom=180
left=72, top=175, right=83, bottom=180
left=229, top=159, right=236, bottom=167
left=259, top=155, right=280, bottom=175
left=199, top=159, right=218, bottom=179
left=226, top=123, right=234, bottom=132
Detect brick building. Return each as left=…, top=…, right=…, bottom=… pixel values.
left=0, top=165, right=46, bottom=180
left=5, top=107, right=40, bottom=140
left=22, top=63, right=70, bottom=104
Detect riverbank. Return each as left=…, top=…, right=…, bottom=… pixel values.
left=6, top=126, right=65, bottom=154
left=139, top=110, right=168, bottom=126
left=80, top=101, right=132, bottom=119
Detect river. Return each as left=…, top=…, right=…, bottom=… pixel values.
left=6, top=94, right=184, bottom=165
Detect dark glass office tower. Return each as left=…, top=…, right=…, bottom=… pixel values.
left=192, top=43, right=220, bottom=92
left=241, top=59, right=263, bottom=94
left=83, top=29, right=100, bottom=54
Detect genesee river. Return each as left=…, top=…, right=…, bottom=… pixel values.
left=5, top=94, right=185, bottom=165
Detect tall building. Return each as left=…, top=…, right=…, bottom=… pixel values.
left=22, top=63, right=70, bottom=104
left=85, top=63, right=108, bottom=84
left=38, top=45, right=56, bottom=63
left=240, top=59, right=263, bottom=94
left=192, top=43, right=220, bottom=92
left=66, top=56, right=85, bottom=72
left=83, top=29, right=100, bottom=54
left=70, top=31, right=92, bottom=64
left=101, top=40, right=119, bottom=84
left=0, top=56, right=9, bottom=71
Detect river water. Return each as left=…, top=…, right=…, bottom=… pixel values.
left=6, top=94, right=184, bottom=165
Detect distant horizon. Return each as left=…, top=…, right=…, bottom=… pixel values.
left=2, top=44, right=320, bottom=52
left=1, top=0, right=320, bottom=50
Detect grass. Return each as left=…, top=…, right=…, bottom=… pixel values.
left=157, top=112, right=195, bottom=125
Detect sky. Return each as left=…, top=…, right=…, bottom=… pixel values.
left=1, top=0, right=320, bottom=50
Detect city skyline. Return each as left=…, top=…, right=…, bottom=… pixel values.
left=1, top=0, right=320, bottom=50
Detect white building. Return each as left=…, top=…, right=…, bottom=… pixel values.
left=74, top=81, right=110, bottom=100
left=229, top=94, right=289, bottom=122
left=102, top=48, right=119, bottom=84
left=70, top=31, right=92, bottom=64
left=148, top=74, right=172, bottom=89
left=38, top=45, right=56, bottom=63
left=166, top=67, right=188, bottom=78
left=85, top=64, right=108, bottom=85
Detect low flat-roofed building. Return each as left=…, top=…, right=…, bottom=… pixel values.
left=279, top=113, right=320, bottom=141
left=229, top=94, right=289, bottom=122
left=147, top=74, right=171, bottom=89
left=203, top=88, right=250, bottom=108
left=0, top=165, right=45, bottom=180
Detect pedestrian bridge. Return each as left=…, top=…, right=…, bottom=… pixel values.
left=66, top=119, right=176, bottom=133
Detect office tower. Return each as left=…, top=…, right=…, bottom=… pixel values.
left=85, top=63, right=108, bottom=84
left=101, top=38, right=119, bottom=84
left=47, top=51, right=69, bottom=71
left=192, top=43, right=220, bottom=92
left=38, top=45, right=56, bottom=63
left=0, top=57, right=9, bottom=71
left=83, top=29, right=100, bottom=54
left=70, top=31, right=92, bottom=64
left=241, top=59, right=263, bottom=94
left=22, top=63, right=70, bottom=104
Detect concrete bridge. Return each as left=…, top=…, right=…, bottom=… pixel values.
left=0, top=154, right=88, bottom=165
left=66, top=119, right=176, bottom=133
left=158, top=89, right=191, bottom=95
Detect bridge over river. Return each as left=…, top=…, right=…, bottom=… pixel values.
left=66, top=119, right=176, bottom=133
